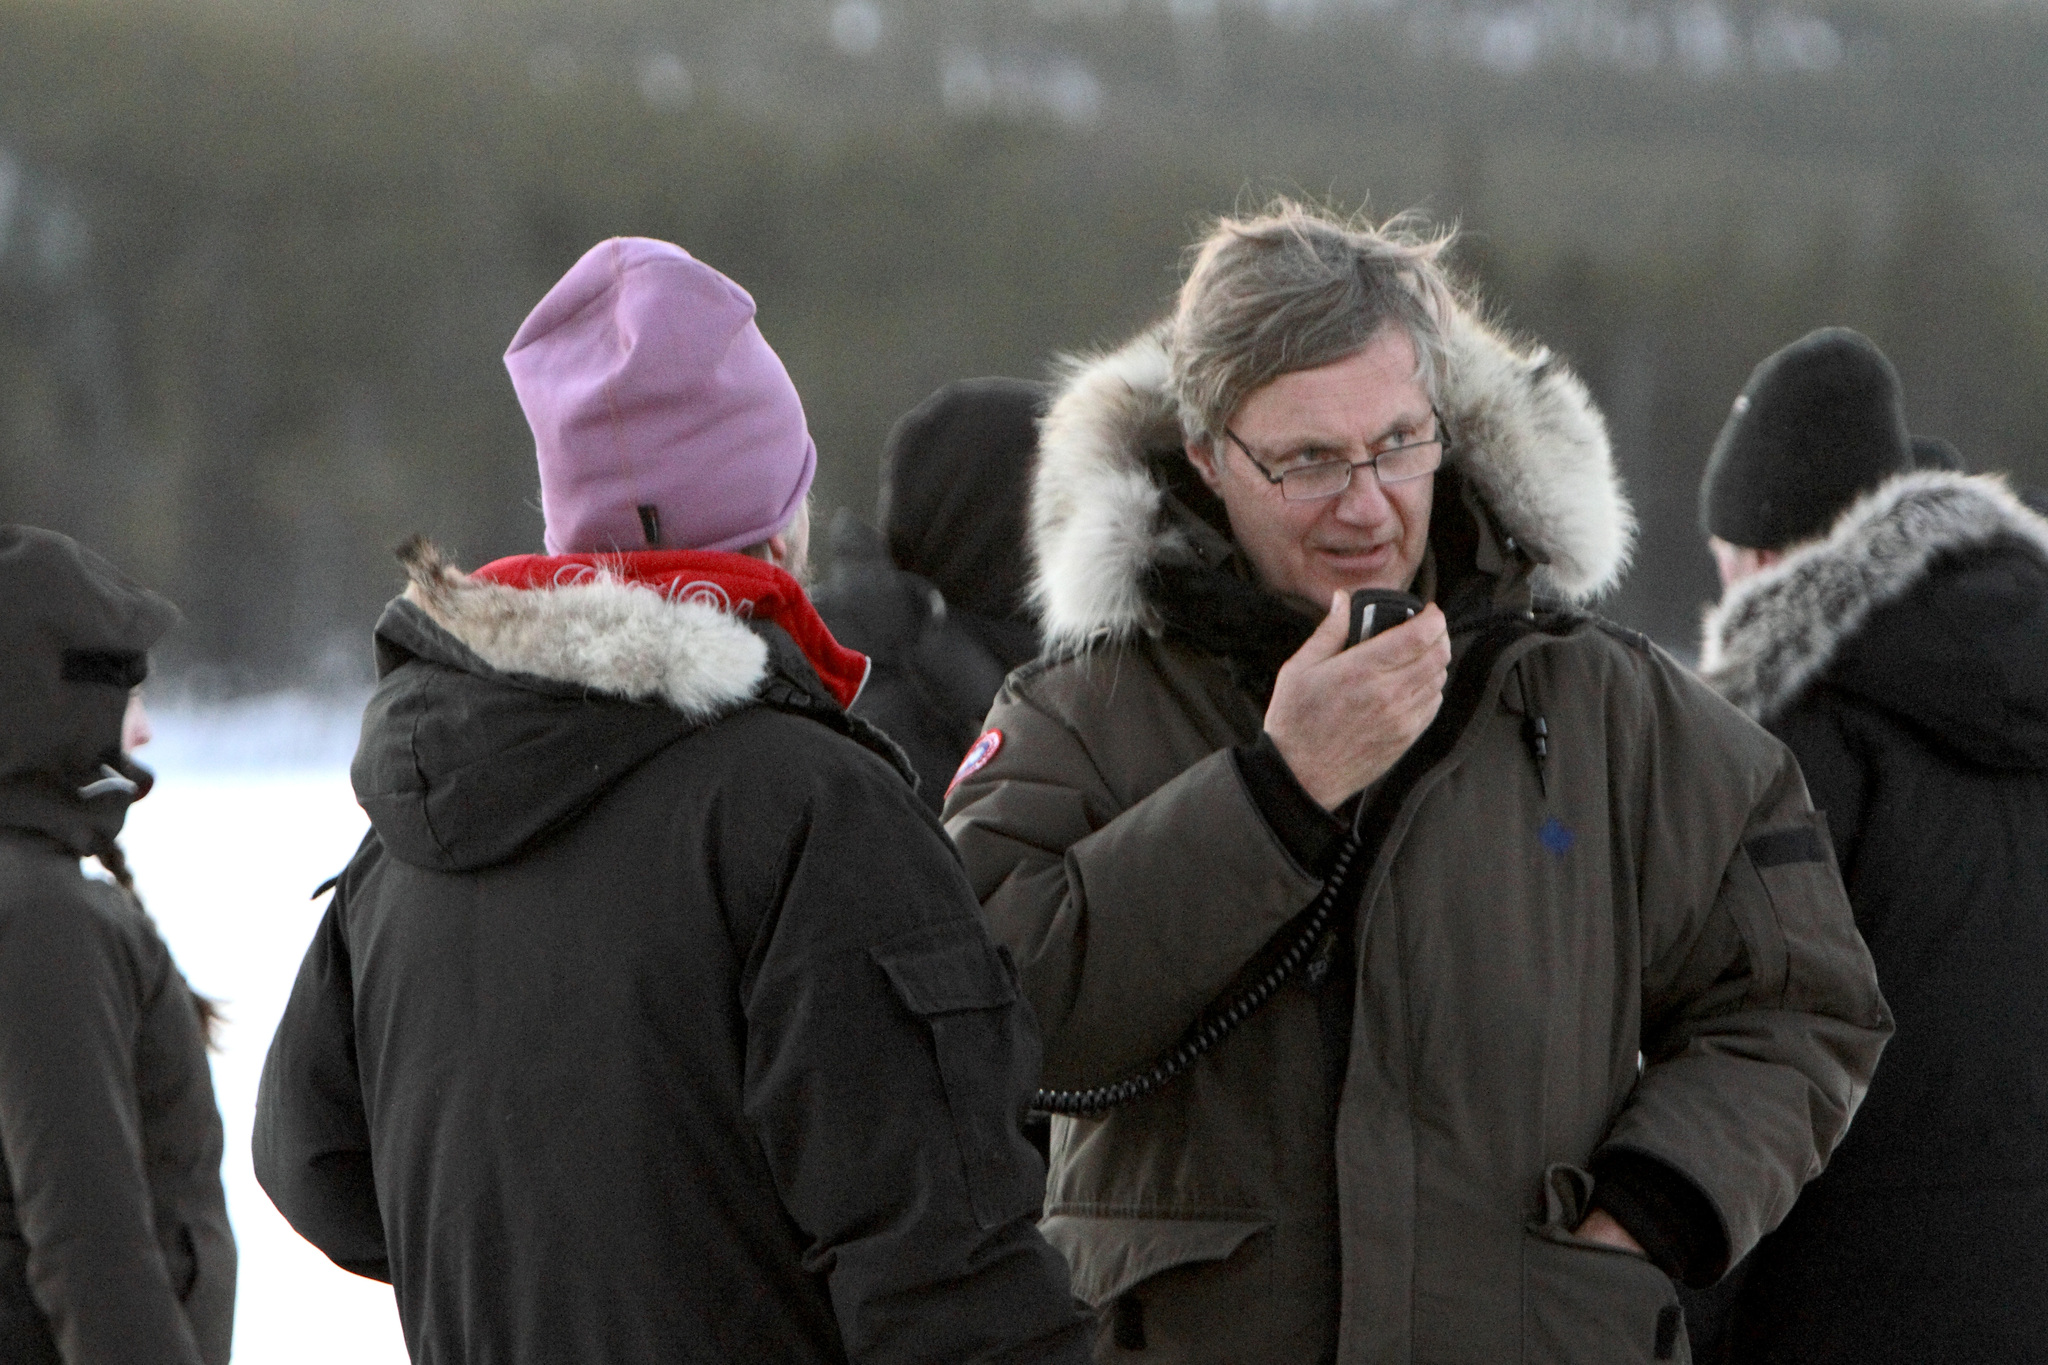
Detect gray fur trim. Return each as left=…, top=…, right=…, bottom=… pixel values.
left=1028, top=308, right=1634, bottom=649
left=1699, top=472, right=2048, bottom=721
left=399, top=539, right=769, bottom=720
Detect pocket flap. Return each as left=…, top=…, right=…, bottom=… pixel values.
left=872, top=921, right=1018, bottom=1016
left=1039, top=1213, right=1270, bottom=1309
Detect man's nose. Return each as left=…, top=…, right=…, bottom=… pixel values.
left=1330, top=464, right=1394, bottom=525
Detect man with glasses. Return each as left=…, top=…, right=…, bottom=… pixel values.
left=943, top=201, right=1888, bottom=1363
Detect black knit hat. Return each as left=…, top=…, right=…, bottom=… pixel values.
left=876, top=376, right=1048, bottom=623
left=1699, top=327, right=1915, bottom=550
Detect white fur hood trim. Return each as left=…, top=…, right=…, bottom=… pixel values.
left=1700, top=471, right=2048, bottom=722
left=1029, top=307, right=1635, bottom=648
left=400, top=542, right=769, bottom=722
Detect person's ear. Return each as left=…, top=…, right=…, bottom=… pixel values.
left=763, top=530, right=791, bottom=568
left=1186, top=438, right=1225, bottom=495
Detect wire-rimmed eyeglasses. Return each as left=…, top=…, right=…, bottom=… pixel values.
left=1223, top=408, right=1451, bottom=502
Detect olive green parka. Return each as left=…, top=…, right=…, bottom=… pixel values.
left=942, top=315, right=1890, bottom=1364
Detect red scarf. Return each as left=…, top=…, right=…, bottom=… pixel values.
left=472, top=550, right=869, bottom=709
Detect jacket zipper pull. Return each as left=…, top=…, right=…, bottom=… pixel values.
left=1514, top=661, right=1549, bottom=799
left=1523, top=715, right=1549, bottom=799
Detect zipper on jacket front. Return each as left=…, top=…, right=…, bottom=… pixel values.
left=1515, top=661, right=1550, bottom=799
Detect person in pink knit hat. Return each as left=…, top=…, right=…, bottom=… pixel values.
left=508, top=235, right=819, bottom=562
left=256, top=238, right=1090, bottom=1365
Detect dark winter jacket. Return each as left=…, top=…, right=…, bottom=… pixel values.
left=944, top=317, right=1889, bottom=1364
left=814, top=378, right=1044, bottom=810
left=252, top=544, right=1089, bottom=1365
left=0, top=526, right=235, bottom=1365
left=1699, top=471, right=2048, bottom=1364
left=815, top=514, right=1038, bottom=810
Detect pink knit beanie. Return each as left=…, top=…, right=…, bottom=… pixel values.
left=506, top=237, right=816, bottom=555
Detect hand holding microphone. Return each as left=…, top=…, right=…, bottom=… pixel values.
left=1264, top=589, right=1450, bottom=811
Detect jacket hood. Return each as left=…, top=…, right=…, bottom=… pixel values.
left=355, top=542, right=787, bottom=873
left=878, top=376, right=1048, bottom=625
left=1701, top=471, right=2048, bottom=767
left=0, top=526, right=178, bottom=853
left=1028, top=309, right=1633, bottom=650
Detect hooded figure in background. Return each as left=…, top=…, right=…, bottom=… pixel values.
left=253, top=238, right=1089, bottom=1365
left=813, top=378, right=1046, bottom=811
left=0, top=526, right=235, bottom=1365
left=1697, top=328, right=2048, bottom=1365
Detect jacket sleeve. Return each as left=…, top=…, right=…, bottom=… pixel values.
left=943, top=679, right=1325, bottom=1086
left=1595, top=667, right=1892, bottom=1275
left=0, top=883, right=206, bottom=1364
left=252, top=888, right=390, bottom=1282
left=737, top=747, right=1090, bottom=1365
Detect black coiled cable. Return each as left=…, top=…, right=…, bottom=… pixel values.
left=1032, top=809, right=1366, bottom=1117
left=1029, top=609, right=1544, bottom=1119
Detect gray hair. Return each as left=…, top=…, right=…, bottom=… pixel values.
left=1168, top=200, right=1459, bottom=445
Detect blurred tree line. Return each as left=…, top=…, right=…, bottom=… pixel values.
left=3, top=0, right=2045, bottom=685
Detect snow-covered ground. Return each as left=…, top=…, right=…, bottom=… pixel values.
left=122, top=697, right=410, bottom=1364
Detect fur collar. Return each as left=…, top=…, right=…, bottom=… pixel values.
left=1029, top=308, right=1634, bottom=649
left=1700, top=471, right=2048, bottom=722
left=398, top=540, right=769, bottom=722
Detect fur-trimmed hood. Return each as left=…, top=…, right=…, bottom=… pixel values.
left=1029, top=308, right=1634, bottom=649
left=397, top=540, right=771, bottom=721
left=354, top=543, right=874, bottom=874
left=1701, top=471, right=2048, bottom=748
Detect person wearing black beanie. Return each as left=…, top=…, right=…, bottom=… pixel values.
left=1699, top=327, right=1915, bottom=559
left=813, top=377, right=1047, bottom=813
left=1688, top=332, right=2048, bottom=1365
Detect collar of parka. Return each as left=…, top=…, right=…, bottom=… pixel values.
left=1699, top=469, right=2048, bottom=723
left=394, top=538, right=780, bottom=722
left=355, top=541, right=911, bottom=874
left=1028, top=306, right=1635, bottom=653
